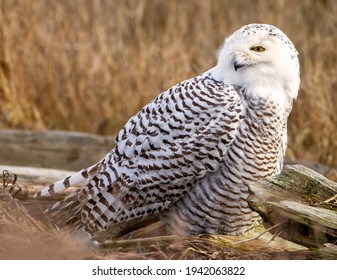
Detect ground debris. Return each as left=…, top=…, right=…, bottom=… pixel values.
left=1, top=164, right=337, bottom=259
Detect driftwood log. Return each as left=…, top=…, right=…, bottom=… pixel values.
left=1, top=130, right=337, bottom=259
left=248, top=165, right=337, bottom=248
left=0, top=129, right=114, bottom=170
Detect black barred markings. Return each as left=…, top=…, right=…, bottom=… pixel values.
left=165, top=81, right=288, bottom=236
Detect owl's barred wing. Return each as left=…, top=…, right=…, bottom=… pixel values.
left=78, top=74, right=245, bottom=234
left=93, top=74, right=244, bottom=203
left=35, top=73, right=245, bottom=236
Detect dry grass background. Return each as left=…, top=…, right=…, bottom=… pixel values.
left=0, top=0, right=337, bottom=259
left=0, top=0, right=336, bottom=168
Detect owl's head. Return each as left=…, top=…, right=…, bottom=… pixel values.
left=213, top=24, right=300, bottom=100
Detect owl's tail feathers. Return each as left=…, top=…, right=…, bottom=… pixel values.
left=33, top=165, right=95, bottom=198
left=43, top=187, right=126, bottom=239
left=42, top=190, right=85, bottom=232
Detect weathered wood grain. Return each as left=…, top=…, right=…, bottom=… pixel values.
left=248, top=165, right=337, bottom=248
left=0, top=129, right=115, bottom=170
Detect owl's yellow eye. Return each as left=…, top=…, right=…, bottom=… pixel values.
left=251, top=46, right=265, bottom=52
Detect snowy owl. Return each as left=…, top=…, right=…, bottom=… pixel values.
left=35, top=23, right=300, bottom=241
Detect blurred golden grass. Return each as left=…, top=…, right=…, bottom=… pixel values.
left=0, top=185, right=95, bottom=259
left=0, top=0, right=336, bottom=166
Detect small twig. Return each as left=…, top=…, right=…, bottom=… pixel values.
left=324, top=193, right=337, bottom=204
left=1, top=170, right=22, bottom=198
left=260, top=227, right=285, bottom=249
left=233, top=220, right=287, bottom=245
left=100, top=235, right=178, bottom=249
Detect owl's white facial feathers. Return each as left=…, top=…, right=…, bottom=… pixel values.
left=212, top=24, right=300, bottom=103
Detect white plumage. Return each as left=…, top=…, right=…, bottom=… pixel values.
left=35, top=23, right=300, bottom=241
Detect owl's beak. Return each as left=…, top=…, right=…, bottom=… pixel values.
left=233, top=60, right=244, bottom=72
